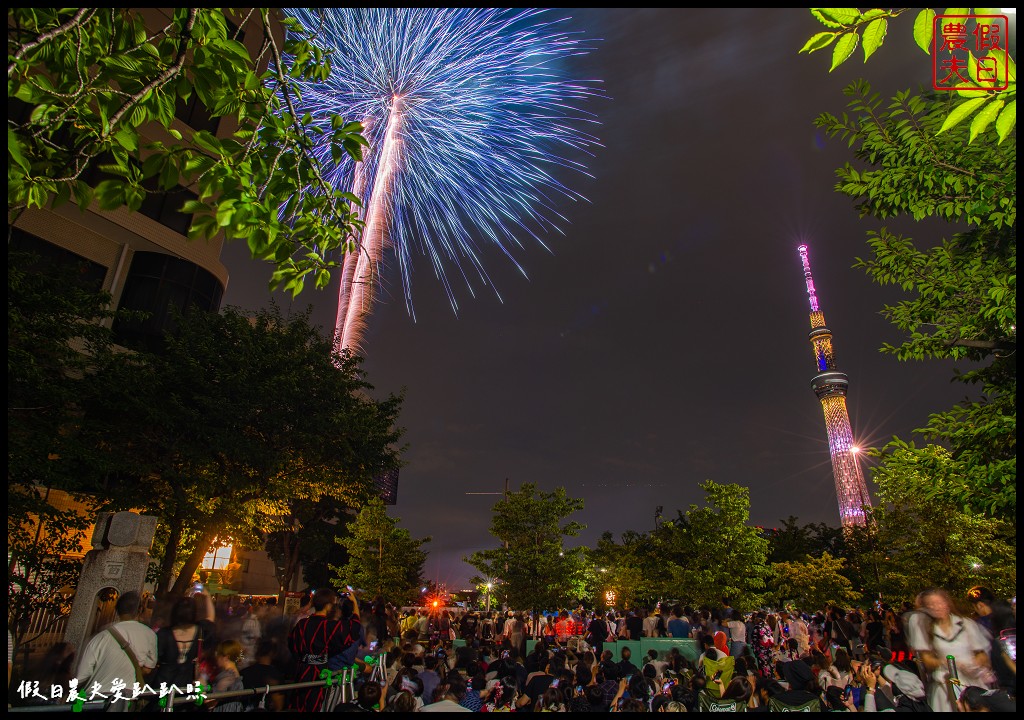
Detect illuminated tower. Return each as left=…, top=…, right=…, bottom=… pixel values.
left=796, top=244, right=871, bottom=528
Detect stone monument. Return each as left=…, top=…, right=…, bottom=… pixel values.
left=64, top=511, right=156, bottom=652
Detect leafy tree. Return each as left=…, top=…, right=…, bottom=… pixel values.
left=79, top=304, right=403, bottom=598
left=7, top=250, right=125, bottom=656
left=8, top=8, right=367, bottom=295
left=332, top=497, right=430, bottom=604
left=764, top=516, right=846, bottom=564
left=465, top=484, right=589, bottom=613
left=800, top=7, right=1016, bottom=143
left=848, top=441, right=1016, bottom=604
left=815, top=81, right=1015, bottom=521
left=768, top=552, right=861, bottom=612
left=659, top=481, right=770, bottom=611
left=589, top=530, right=662, bottom=609
left=265, top=496, right=355, bottom=594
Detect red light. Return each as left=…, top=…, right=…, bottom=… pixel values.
left=432, top=600, right=439, bottom=608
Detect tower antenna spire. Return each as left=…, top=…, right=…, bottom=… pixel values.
left=796, top=244, right=871, bottom=528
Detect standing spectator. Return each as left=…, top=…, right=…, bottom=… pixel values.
left=585, top=612, right=609, bottom=659
left=149, top=593, right=216, bottom=707
left=287, top=588, right=359, bottom=711
left=240, top=639, right=285, bottom=711
left=788, top=611, right=810, bottom=655
left=643, top=608, right=665, bottom=638
left=883, top=605, right=907, bottom=659
left=863, top=609, right=885, bottom=654
left=909, top=587, right=994, bottom=712
left=750, top=612, right=774, bottom=678
left=727, top=610, right=748, bottom=658
left=506, top=613, right=526, bottom=660
left=967, top=586, right=1016, bottom=695
left=75, top=591, right=157, bottom=712
left=624, top=610, right=641, bottom=640
left=667, top=605, right=691, bottom=640
left=460, top=611, right=479, bottom=643
left=372, top=596, right=389, bottom=645
left=237, top=602, right=261, bottom=670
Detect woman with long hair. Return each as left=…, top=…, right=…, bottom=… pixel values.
left=911, top=587, right=994, bottom=712
left=483, top=675, right=518, bottom=712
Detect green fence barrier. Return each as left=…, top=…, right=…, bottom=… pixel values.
left=640, top=637, right=699, bottom=662
left=608, top=639, right=643, bottom=665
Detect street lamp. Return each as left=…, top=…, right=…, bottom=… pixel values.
left=485, top=582, right=493, bottom=613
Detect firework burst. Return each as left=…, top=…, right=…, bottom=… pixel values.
left=284, top=8, right=601, bottom=353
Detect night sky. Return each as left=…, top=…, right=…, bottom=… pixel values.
left=220, top=9, right=978, bottom=588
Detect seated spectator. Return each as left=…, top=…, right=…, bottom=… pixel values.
left=336, top=681, right=383, bottom=712
left=617, top=646, right=639, bottom=679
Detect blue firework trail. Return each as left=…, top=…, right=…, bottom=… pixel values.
left=284, top=8, right=601, bottom=351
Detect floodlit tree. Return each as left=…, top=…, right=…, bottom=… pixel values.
left=589, top=531, right=662, bottom=610
left=660, top=481, right=770, bottom=611
left=465, top=483, right=589, bottom=613
left=8, top=8, right=368, bottom=295
left=849, top=442, right=1016, bottom=603
left=333, top=497, right=430, bottom=604
left=79, top=305, right=403, bottom=598
left=768, top=552, right=861, bottom=611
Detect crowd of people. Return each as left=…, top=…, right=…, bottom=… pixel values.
left=9, top=585, right=1015, bottom=712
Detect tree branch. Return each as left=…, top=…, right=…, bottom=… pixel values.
left=8, top=8, right=96, bottom=77
left=103, top=9, right=198, bottom=138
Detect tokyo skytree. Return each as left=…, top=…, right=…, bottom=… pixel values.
left=797, top=244, right=871, bottom=528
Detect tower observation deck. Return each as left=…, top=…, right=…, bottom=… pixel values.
left=797, top=244, right=871, bottom=528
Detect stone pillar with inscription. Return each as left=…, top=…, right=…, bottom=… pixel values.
left=64, top=511, right=157, bottom=653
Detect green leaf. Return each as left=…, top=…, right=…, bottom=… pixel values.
left=943, top=8, right=970, bottom=17
left=954, top=81, right=989, bottom=98
left=180, top=199, right=212, bottom=214
left=8, top=128, right=31, bottom=173
left=29, top=104, right=51, bottom=125
left=113, top=127, right=138, bottom=151
left=831, top=32, right=859, bottom=72
left=914, top=9, right=936, bottom=53
left=938, top=96, right=989, bottom=133
left=986, top=46, right=1016, bottom=83
left=862, top=18, right=888, bottom=62
left=800, top=32, right=839, bottom=54
left=969, top=99, right=1003, bottom=142
left=995, top=99, right=1016, bottom=143
left=168, top=127, right=183, bottom=141
left=810, top=9, right=844, bottom=28
left=816, top=8, right=860, bottom=25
